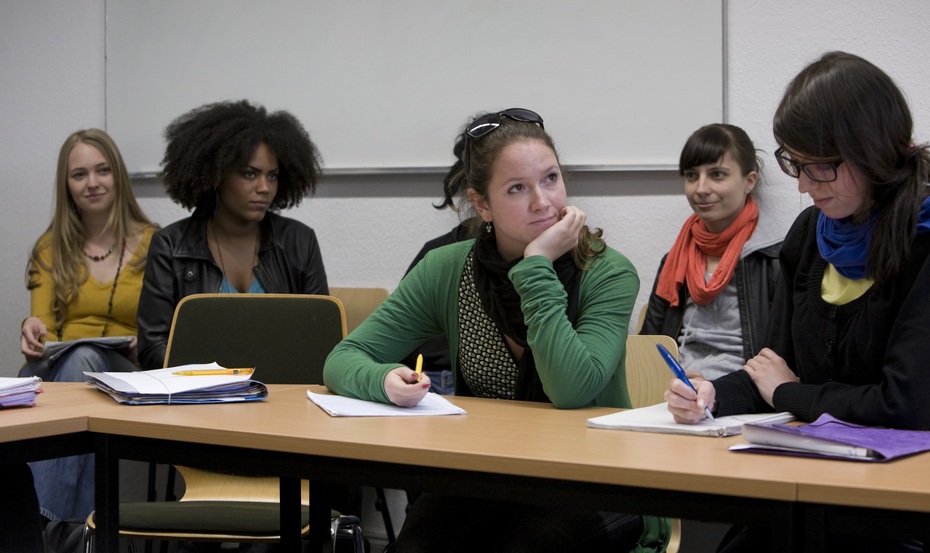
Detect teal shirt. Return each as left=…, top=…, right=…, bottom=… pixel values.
left=324, top=239, right=638, bottom=408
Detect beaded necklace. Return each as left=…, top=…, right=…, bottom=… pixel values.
left=100, top=242, right=127, bottom=337
left=83, top=240, right=118, bottom=262
left=55, top=241, right=126, bottom=341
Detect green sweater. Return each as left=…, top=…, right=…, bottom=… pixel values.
left=323, top=240, right=671, bottom=552
left=324, top=240, right=638, bottom=408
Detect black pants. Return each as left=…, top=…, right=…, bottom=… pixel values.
left=0, top=463, right=43, bottom=553
left=386, top=493, right=643, bottom=553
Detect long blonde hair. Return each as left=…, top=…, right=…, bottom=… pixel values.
left=26, top=129, right=154, bottom=331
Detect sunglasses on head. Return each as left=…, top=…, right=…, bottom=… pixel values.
left=465, top=108, right=545, bottom=140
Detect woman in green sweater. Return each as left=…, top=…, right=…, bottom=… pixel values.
left=324, top=109, right=669, bottom=553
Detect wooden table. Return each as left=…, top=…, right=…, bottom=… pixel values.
left=87, top=385, right=817, bottom=552
left=792, top=450, right=930, bottom=549
left=0, top=382, right=119, bottom=462
left=5, top=383, right=926, bottom=552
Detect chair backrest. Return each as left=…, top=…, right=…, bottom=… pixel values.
left=625, top=334, right=679, bottom=408
left=328, top=287, right=389, bottom=333
left=164, top=293, right=347, bottom=385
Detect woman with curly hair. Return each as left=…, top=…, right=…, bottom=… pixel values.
left=20, top=128, right=157, bottom=523
left=137, top=100, right=329, bottom=370
left=325, top=109, right=669, bottom=553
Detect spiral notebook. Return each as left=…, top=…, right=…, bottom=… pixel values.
left=586, top=402, right=794, bottom=437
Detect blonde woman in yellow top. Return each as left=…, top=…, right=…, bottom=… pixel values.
left=19, top=129, right=156, bottom=522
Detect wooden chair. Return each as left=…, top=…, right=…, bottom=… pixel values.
left=329, top=287, right=389, bottom=333
left=83, top=293, right=360, bottom=551
left=625, top=334, right=682, bottom=553
left=162, top=293, right=347, bottom=384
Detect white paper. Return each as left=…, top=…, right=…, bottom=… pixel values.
left=0, top=376, right=42, bottom=393
left=307, top=390, right=466, bottom=417
left=84, top=363, right=252, bottom=394
left=586, top=402, right=794, bottom=437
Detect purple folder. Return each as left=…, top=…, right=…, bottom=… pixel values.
left=732, top=414, right=930, bottom=462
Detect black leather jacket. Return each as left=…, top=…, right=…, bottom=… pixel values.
left=641, top=243, right=781, bottom=360
left=137, top=210, right=328, bottom=369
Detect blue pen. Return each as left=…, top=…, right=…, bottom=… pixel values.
left=656, top=343, right=715, bottom=421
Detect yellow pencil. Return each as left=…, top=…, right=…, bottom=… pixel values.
left=172, top=368, right=254, bottom=376
left=415, top=354, right=423, bottom=383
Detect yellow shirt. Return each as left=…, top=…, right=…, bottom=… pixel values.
left=821, top=263, right=873, bottom=305
left=30, top=227, right=155, bottom=341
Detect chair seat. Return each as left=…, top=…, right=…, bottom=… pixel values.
left=91, top=500, right=322, bottom=536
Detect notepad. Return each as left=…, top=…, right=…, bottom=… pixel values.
left=43, top=336, right=133, bottom=363
left=307, top=390, right=466, bottom=417
left=586, top=402, right=794, bottom=437
left=84, top=363, right=268, bottom=405
left=731, top=414, right=930, bottom=462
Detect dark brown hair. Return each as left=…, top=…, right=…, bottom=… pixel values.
left=449, top=114, right=605, bottom=268
left=774, top=51, right=930, bottom=284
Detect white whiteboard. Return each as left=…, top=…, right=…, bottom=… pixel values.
left=106, top=0, right=723, bottom=174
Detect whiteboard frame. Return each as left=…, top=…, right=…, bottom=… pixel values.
left=108, top=1, right=727, bottom=176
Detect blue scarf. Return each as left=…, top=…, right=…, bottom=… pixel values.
left=818, top=196, right=930, bottom=279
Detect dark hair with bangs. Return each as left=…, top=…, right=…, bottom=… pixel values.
left=679, top=123, right=761, bottom=177
left=161, top=100, right=323, bottom=212
left=774, top=51, right=930, bottom=284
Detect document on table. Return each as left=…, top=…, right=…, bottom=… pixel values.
left=0, top=376, right=42, bottom=408
left=307, top=390, right=466, bottom=417
left=586, top=402, right=794, bottom=437
left=84, top=363, right=268, bottom=405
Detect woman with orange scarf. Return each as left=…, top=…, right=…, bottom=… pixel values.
left=641, top=124, right=782, bottom=380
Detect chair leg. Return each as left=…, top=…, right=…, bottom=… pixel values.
left=81, top=522, right=93, bottom=553
left=333, top=515, right=366, bottom=553
left=374, top=487, right=396, bottom=543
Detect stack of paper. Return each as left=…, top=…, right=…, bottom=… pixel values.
left=43, top=336, right=133, bottom=363
left=586, top=402, right=794, bottom=437
left=0, top=376, right=42, bottom=408
left=84, top=363, right=267, bottom=405
left=732, top=414, right=930, bottom=462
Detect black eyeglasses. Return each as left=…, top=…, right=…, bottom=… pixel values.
left=774, top=147, right=843, bottom=183
left=465, top=108, right=545, bottom=140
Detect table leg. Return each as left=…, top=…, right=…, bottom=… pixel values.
left=280, top=476, right=302, bottom=551
left=94, top=434, right=119, bottom=553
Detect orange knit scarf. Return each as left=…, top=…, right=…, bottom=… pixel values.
left=656, top=196, right=759, bottom=307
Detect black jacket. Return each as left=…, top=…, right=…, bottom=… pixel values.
left=641, top=243, right=781, bottom=361
left=137, top=210, right=328, bottom=369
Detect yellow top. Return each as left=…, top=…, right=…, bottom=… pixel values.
left=821, top=263, right=873, bottom=305
left=30, top=227, right=155, bottom=341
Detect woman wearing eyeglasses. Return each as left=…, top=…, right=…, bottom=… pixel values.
left=325, top=109, right=669, bottom=552
left=668, top=51, right=930, bottom=552
left=642, top=124, right=782, bottom=381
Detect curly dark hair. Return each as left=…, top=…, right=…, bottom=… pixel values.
left=161, top=100, right=324, bottom=211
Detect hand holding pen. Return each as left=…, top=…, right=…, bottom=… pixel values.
left=657, top=344, right=716, bottom=423
left=384, top=354, right=430, bottom=407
